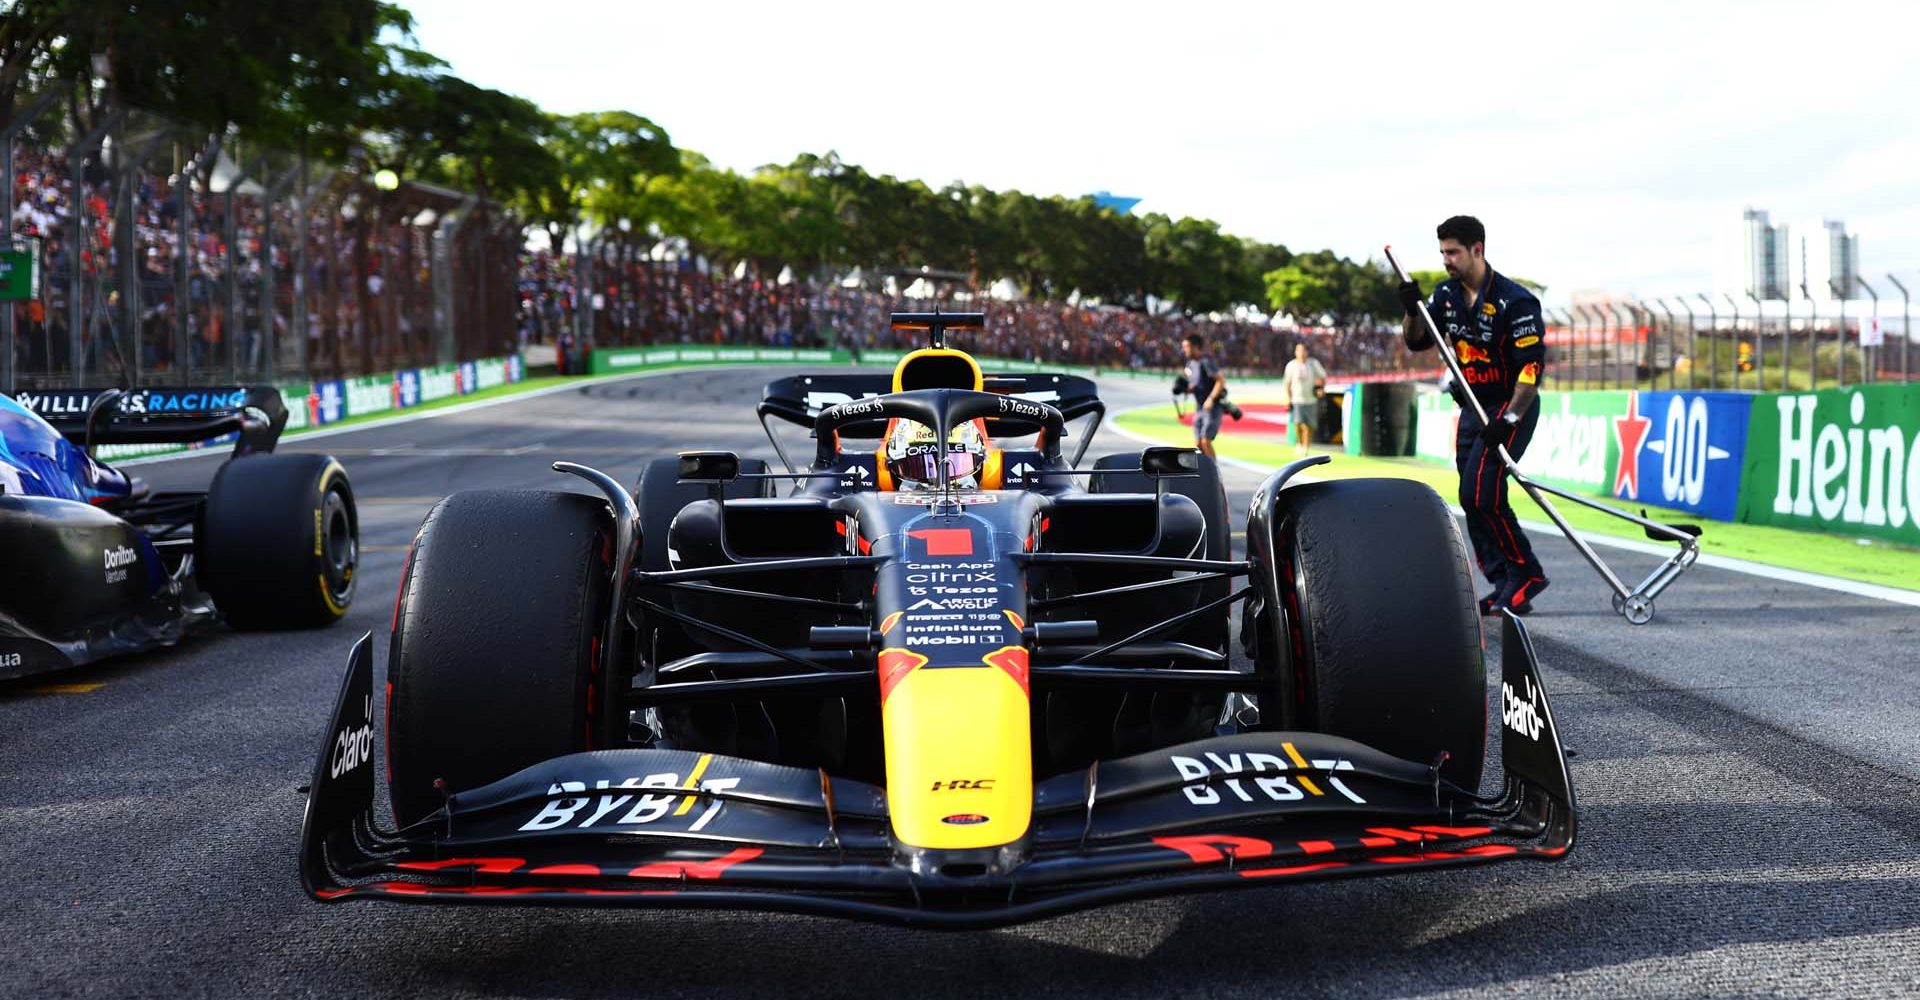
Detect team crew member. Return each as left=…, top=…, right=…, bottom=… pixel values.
left=1280, top=342, right=1327, bottom=457
left=1181, top=333, right=1227, bottom=459
left=1399, top=215, right=1550, bottom=615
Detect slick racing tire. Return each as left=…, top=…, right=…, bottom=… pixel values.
left=1271, top=477, right=1485, bottom=791
left=198, top=453, right=358, bottom=630
left=1089, top=450, right=1231, bottom=648
left=632, top=455, right=770, bottom=664
left=386, top=490, right=613, bottom=827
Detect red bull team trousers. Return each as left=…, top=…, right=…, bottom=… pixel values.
left=1454, top=404, right=1545, bottom=598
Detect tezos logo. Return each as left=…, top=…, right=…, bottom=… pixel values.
left=1502, top=677, right=1544, bottom=741
left=831, top=397, right=884, bottom=418
left=996, top=395, right=1044, bottom=419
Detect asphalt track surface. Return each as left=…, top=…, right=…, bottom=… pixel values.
left=4, top=366, right=1919, bottom=999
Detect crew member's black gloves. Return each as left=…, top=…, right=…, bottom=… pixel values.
left=1397, top=279, right=1425, bottom=317
left=1479, top=412, right=1518, bottom=443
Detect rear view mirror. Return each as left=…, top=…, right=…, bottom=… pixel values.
left=677, top=451, right=741, bottom=484
left=1140, top=447, right=1201, bottom=478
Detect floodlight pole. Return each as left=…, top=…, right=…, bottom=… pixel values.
left=2, top=89, right=62, bottom=393
left=1676, top=297, right=1698, bottom=390
left=1721, top=293, right=1742, bottom=390
left=1856, top=275, right=1878, bottom=384
left=1799, top=281, right=1816, bottom=389
left=1651, top=299, right=1676, bottom=389
left=1832, top=277, right=1849, bottom=385
left=1694, top=293, right=1717, bottom=389
left=68, top=107, right=125, bottom=381
left=1888, top=273, right=1911, bottom=382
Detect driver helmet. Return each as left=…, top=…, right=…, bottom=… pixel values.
left=883, top=419, right=986, bottom=491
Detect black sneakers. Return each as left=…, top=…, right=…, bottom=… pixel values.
left=1498, top=576, right=1550, bottom=616
left=1480, top=576, right=1549, bottom=616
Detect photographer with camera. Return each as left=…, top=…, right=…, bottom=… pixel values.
left=1178, top=333, right=1240, bottom=459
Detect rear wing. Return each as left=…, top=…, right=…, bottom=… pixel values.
left=8, top=386, right=288, bottom=458
left=757, top=371, right=1106, bottom=468
left=758, top=372, right=1104, bottom=437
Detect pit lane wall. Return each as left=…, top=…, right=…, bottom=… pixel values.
left=93, top=355, right=526, bottom=460
left=1409, top=384, right=1920, bottom=546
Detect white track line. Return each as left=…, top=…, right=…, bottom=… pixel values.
left=1101, top=413, right=1920, bottom=608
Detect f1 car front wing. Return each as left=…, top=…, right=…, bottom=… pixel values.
left=299, top=614, right=1575, bottom=929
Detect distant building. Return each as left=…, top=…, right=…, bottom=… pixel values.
left=1719, top=208, right=1791, bottom=300
left=1781, top=221, right=1858, bottom=303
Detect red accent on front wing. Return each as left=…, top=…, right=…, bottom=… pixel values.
left=528, top=863, right=602, bottom=876
left=628, top=848, right=763, bottom=880
left=331, top=849, right=763, bottom=898
left=1152, top=834, right=1273, bottom=865
left=1155, top=826, right=1499, bottom=869
left=1240, top=862, right=1349, bottom=879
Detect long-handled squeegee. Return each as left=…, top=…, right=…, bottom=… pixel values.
left=1384, top=245, right=1701, bottom=625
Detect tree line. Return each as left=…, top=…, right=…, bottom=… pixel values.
left=0, top=1, right=1525, bottom=324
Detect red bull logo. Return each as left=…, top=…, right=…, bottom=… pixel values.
left=1455, top=340, right=1494, bottom=365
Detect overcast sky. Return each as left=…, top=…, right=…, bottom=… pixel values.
left=401, top=0, right=1920, bottom=308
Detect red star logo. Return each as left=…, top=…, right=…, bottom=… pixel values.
left=1613, top=392, right=1650, bottom=498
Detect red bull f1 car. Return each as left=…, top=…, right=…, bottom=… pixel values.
left=301, top=313, right=1574, bottom=928
left=1, top=385, right=359, bottom=679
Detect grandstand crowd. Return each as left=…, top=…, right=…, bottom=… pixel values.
left=10, top=146, right=1424, bottom=384
left=517, top=252, right=1430, bottom=378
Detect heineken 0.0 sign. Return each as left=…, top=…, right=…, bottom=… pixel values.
left=0, top=247, right=35, bottom=301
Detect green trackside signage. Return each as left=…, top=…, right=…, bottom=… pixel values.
left=0, top=247, right=35, bottom=301
left=1740, top=384, right=1920, bottom=546
left=1413, top=388, right=1629, bottom=497
left=591, top=346, right=842, bottom=373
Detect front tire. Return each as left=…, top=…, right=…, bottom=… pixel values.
left=1264, top=477, right=1485, bottom=790
left=198, top=453, right=357, bottom=629
left=386, top=490, right=613, bottom=827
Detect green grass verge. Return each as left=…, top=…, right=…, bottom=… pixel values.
left=282, top=374, right=577, bottom=437
left=1114, top=406, right=1920, bottom=591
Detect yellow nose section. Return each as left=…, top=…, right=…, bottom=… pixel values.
left=880, top=646, right=1032, bottom=850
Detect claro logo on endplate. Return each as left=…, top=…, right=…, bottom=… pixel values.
left=1502, top=678, right=1543, bottom=741
left=330, top=707, right=374, bottom=779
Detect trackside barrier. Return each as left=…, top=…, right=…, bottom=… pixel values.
left=586, top=345, right=1436, bottom=389
left=1409, top=382, right=1920, bottom=545
left=1741, top=384, right=1920, bottom=546
left=90, top=354, right=526, bottom=460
